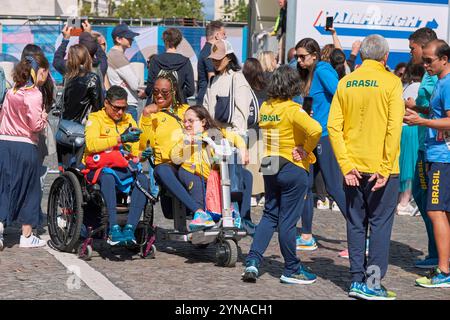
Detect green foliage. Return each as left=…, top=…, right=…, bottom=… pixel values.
left=114, top=0, right=204, bottom=20
left=223, top=0, right=249, bottom=22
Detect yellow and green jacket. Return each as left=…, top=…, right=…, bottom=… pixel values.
left=258, top=99, right=322, bottom=171
left=170, top=129, right=247, bottom=179
left=327, top=59, right=404, bottom=177
left=139, top=104, right=189, bottom=165
left=84, top=108, right=139, bottom=162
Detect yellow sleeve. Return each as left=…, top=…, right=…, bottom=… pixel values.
left=170, top=135, right=193, bottom=165
left=139, top=114, right=155, bottom=152
left=289, top=108, right=322, bottom=154
left=379, top=80, right=405, bottom=177
left=85, top=115, right=118, bottom=154
left=327, top=90, right=355, bottom=175
left=223, top=130, right=247, bottom=149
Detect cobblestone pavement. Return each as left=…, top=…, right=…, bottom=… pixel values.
left=0, top=173, right=449, bottom=300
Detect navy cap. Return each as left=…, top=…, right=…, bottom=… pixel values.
left=111, top=23, right=139, bottom=40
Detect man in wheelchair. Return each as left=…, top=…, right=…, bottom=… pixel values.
left=84, top=85, right=152, bottom=245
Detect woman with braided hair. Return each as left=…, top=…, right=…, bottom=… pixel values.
left=139, top=71, right=215, bottom=230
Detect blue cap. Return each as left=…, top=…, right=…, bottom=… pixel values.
left=111, top=23, right=139, bottom=40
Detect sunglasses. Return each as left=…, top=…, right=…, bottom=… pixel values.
left=295, top=53, right=312, bottom=61
left=422, top=57, right=440, bottom=65
left=153, top=89, right=172, bottom=98
left=107, top=100, right=127, bottom=112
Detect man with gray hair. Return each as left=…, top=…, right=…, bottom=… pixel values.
left=327, top=34, right=404, bottom=300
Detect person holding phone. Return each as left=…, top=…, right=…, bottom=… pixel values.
left=295, top=38, right=347, bottom=251
left=53, top=20, right=108, bottom=82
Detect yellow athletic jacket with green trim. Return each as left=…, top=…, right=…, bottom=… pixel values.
left=139, top=104, right=189, bottom=166
left=170, top=128, right=247, bottom=179
left=327, top=59, right=404, bottom=177
left=84, top=108, right=139, bottom=161
left=258, top=99, right=322, bottom=171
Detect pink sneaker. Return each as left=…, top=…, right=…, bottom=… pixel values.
left=338, top=249, right=349, bottom=259
left=338, top=248, right=369, bottom=259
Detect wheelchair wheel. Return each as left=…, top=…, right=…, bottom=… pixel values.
left=47, top=171, right=84, bottom=253
left=216, top=239, right=238, bottom=267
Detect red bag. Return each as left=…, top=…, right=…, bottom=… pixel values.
left=205, top=169, right=222, bottom=215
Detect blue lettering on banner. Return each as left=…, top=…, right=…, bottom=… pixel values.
left=313, top=9, right=440, bottom=39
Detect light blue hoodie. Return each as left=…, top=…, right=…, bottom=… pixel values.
left=295, top=61, right=338, bottom=137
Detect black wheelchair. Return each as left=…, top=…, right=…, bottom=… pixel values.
left=47, top=167, right=156, bottom=260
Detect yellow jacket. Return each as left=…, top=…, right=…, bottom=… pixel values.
left=327, top=59, right=404, bottom=177
left=84, top=109, right=139, bottom=160
left=170, top=128, right=247, bottom=179
left=139, top=104, right=189, bottom=165
left=259, top=99, right=322, bottom=171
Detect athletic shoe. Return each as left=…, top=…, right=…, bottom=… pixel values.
left=397, top=203, right=419, bottom=216
left=280, top=265, right=317, bottom=284
left=415, top=257, right=439, bottom=269
left=251, top=197, right=258, bottom=207
left=258, top=196, right=265, bottom=207
left=338, top=249, right=349, bottom=258
left=19, top=234, right=46, bottom=248
left=189, top=211, right=215, bottom=231
left=338, top=247, right=369, bottom=259
left=296, top=236, right=318, bottom=251
left=331, top=201, right=341, bottom=212
left=122, top=224, right=137, bottom=245
left=348, top=282, right=396, bottom=300
left=107, top=224, right=124, bottom=246
left=242, top=259, right=259, bottom=282
left=316, top=198, right=330, bottom=210
left=415, top=268, right=450, bottom=288
left=0, top=222, right=4, bottom=251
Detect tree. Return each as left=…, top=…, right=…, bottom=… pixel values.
left=223, top=0, right=249, bottom=22
left=114, top=0, right=204, bottom=20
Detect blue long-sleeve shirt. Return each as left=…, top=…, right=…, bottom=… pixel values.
left=53, top=39, right=108, bottom=78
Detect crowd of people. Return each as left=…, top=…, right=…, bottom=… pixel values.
left=0, top=9, right=449, bottom=300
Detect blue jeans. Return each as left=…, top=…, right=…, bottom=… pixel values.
left=126, top=105, right=138, bottom=123
left=246, top=162, right=309, bottom=277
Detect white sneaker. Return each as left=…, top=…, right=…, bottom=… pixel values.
left=251, top=197, right=258, bottom=207
left=316, top=198, right=330, bottom=210
left=397, top=203, right=417, bottom=216
left=0, top=222, right=4, bottom=251
left=258, top=196, right=265, bottom=207
left=19, top=234, right=46, bottom=248
left=331, top=201, right=341, bottom=212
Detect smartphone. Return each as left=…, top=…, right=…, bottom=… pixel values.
left=303, top=96, right=313, bottom=115
left=67, top=17, right=83, bottom=36
left=325, top=16, right=334, bottom=31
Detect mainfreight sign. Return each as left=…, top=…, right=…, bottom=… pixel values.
left=294, top=0, right=449, bottom=67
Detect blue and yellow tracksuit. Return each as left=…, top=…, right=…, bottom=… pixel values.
left=84, top=109, right=149, bottom=229
left=328, top=59, right=404, bottom=283
left=246, top=98, right=322, bottom=277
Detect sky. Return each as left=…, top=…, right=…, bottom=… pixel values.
left=201, top=0, right=215, bottom=20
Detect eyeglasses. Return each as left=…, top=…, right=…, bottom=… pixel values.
left=422, top=56, right=440, bottom=65
left=183, top=118, right=201, bottom=124
left=295, top=53, right=312, bottom=61
left=107, top=100, right=127, bottom=112
left=153, top=89, right=172, bottom=98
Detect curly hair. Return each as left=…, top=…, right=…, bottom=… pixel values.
left=267, top=65, right=301, bottom=100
